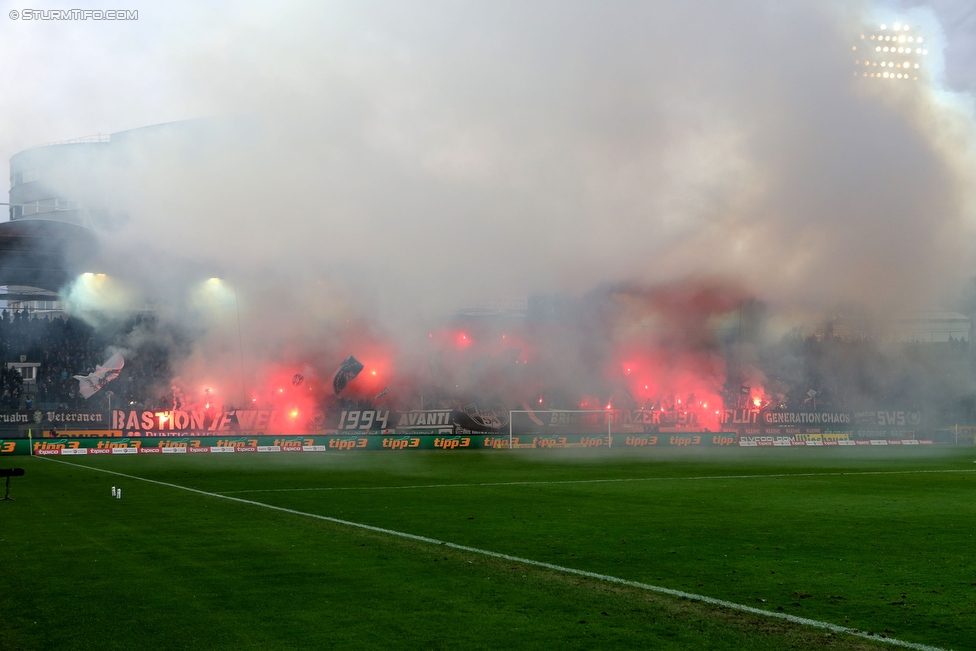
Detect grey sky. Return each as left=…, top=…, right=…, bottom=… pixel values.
left=909, top=0, right=976, bottom=89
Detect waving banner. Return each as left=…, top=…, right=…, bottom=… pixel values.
left=332, top=355, right=364, bottom=394
left=74, top=352, right=124, bottom=399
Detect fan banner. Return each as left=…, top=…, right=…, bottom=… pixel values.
left=74, top=352, right=124, bottom=399
left=0, top=410, right=109, bottom=430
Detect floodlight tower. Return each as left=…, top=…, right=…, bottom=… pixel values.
left=852, top=22, right=928, bottom=81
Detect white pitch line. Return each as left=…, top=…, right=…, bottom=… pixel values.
left=217, top=468, right=976, bottom=494
left=41, top=457, right=949, bottom=651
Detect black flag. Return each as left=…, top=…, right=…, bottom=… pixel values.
left=333, top=355, right=364, bottom=394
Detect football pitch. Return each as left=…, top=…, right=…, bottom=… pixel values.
left=1, top=447, right=974, bottom=650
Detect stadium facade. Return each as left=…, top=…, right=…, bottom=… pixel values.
left=3, top=118, right=227, bottom=313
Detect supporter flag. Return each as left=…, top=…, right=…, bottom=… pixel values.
left=374, top=386, right=390, bottom=400
left=74, top=352, right=124, bottom=399
left=332, top=355, right=364, bottom=394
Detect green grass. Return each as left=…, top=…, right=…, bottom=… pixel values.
left=1, top=447, right=974, bottom=649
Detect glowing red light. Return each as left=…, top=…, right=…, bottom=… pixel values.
left=290, top=409, right=299, bottom=418
left=538, top=398, right=543, bottom=404
left=279, top=388, right=284, bottom=393
left=371, top=370, right=377, bottom=376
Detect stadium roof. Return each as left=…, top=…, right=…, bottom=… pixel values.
left=0, top=219, right=98, bottom=294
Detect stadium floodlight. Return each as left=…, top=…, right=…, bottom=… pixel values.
left=854, top=22, right=925, bottom=81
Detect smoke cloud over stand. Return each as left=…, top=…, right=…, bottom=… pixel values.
left=1, top=1, right=975, bottom=419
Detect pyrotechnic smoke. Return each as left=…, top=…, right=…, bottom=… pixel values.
left=1, top=1, right=975, bottom=416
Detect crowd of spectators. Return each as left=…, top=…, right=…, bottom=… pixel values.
left=0, top=309, right=173, bottom=411
left=0, top=307, right=968, bottom=422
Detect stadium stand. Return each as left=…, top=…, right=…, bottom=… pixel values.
left=0, top=309, right=171, bottom=410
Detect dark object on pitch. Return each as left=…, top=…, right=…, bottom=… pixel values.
left=0, top=468, right=25, bottom=501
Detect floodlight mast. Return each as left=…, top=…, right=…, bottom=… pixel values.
left=235, top=286, right=246, bottom=406
left=206, top=277, right=248, bottom=406
left=853, top=22, right=927, bottom=81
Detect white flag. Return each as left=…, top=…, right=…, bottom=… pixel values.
left=74, top=352, right=124, bottom=399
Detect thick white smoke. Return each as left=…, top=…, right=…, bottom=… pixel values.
left=1, top=0, right=975, bottom=407
left=98, top=2, right=976, bottom=315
